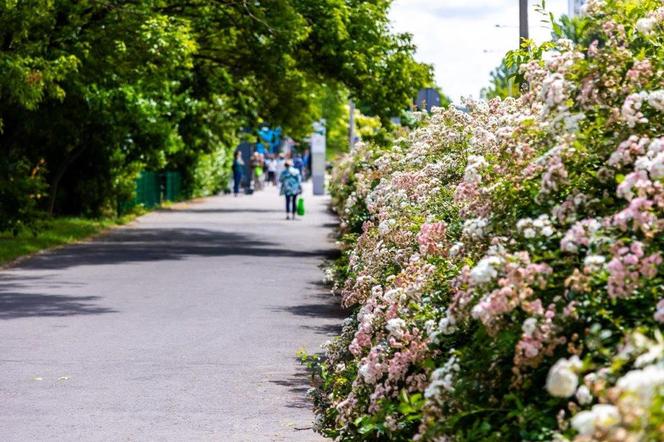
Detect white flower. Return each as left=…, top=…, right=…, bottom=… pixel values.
left=358, top=363, right=379, bottom=384
left=562, top=112, right=585, bottom=132
left=581, top=0, right=605, bottom=16
left=378, top=220, right=390, bottom=235
left=424, top=379, right=446, bottom=399
left=636, top=17, right=657, bottom=35
left=517, top=215, right=554, bottom=239
left=464, top=155, right=489, bottom=184
left=583, top=255, right=606, bottom=273
left=438, top=311, right=457, bottom=335
left=616, top=364, right=664, bottom=407
left=378, top=218, right=396, bottom=235
left=425, top=356, right=460, bottom=398
left=449, top=242, right=463, bottom=257
left=634, top=338, right=664, bottom=367
left=546, top=356, right=581, bottom=398
left=571, top=404, right=620, bottom=436
left=370, top=285, right=383, bottom=298
left=516, top=218, right=530, bottom=230
left=470, top=256, right=501, bottom=285
left=575, top=385, right=593, bottom=405
left=541, top=226, right=554, bottom=237
left=385, top=318, right=407, bottom=339
left=622, top=92, right=648, bottom=127
left=522, top=318, right=538, bottom=337
left=424, top=319, right=436, bottom=336
left=647, top=90, right=664, bottom=112
left=541, top=73, right=567, bottom=110
left=570, top=410, right=595, bottom=436
left=383, top=288, right=402, bottom=303
left=462, top=217, right=489, bottom=240
left=359, top=312, right=375, bottom=327
left=649, top=152, right=664, bottom=179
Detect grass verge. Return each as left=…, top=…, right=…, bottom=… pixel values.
left=0, top=213, right=141, bottom=267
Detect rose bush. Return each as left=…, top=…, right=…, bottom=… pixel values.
left=309, top=1, right=664, bottom=440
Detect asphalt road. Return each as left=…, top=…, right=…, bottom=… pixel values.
left=0, top=183, right=343, bottom=441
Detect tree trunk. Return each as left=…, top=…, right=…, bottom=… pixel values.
left=47, top=145, right=87, bottom=216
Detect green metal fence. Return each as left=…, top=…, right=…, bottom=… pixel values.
left=163, top=171, right=182, bottom=202
left=136, top=171, right=161, bottom=208
left=120, top=171, right=182, bottom=214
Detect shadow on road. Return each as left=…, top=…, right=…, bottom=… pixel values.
left=270, top=279, right=346, bottom=325
left=270, top=279, right=346, bottom=335
left=301, top=323, right=343, bottom=335
left=274, top=302, right=346, bottom=320
left=0, top=292, right=116, bottom=319
left=270, top=367, right=313, bottom=410
left=0, top=274, right=82, bottom=290
left=159, top=207, right=283, bottom=214
left=269, top=358, right=320, bottom=409
left=12, top=228, right=337, bottom=271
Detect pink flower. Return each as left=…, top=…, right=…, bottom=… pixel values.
left=470, top=252, right=552, bottom=331
left=416, top=222, right=448, bottom=256
left=560, top=219, right=602, bottom=253
left=608, top=136, right=649, bottom=167
left=655, top=299, right=664, bottom=323
left=607, top=242, right=661, bottom=298
left=626, top=59, right=653, bottom=86
left=612, top=197, right=658, bottom=233
left=616, top=171, right=651, bottom=201
left=540, top=154, right=568, bottom=194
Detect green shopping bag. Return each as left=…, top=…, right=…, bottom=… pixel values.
left=296, top=197, right=305, bottom=216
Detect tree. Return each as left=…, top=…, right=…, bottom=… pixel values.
left=0, top=0, right=433, bottom=229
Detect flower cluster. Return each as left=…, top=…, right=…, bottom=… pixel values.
left=517, top=214, right=555, bottom=239
left=550, top=332, right=664, bottom=441
left=310, top=3, right=664, bottom=441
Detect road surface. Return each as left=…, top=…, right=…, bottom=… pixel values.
left=0, top=183, right=342, bottom=441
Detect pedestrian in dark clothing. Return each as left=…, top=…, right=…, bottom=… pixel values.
left=232, top=151, right=244, bottom=196
left=302, top=149, right=311, bottom=180
left=279, top=160, right=302, bottom=220
left=293, top=154, right=305, bottom=178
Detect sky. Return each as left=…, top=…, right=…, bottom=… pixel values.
left=389, top=0, right=569, bottom=103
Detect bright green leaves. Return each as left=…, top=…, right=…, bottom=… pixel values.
left=0, top=0, right=80, bottom=109
left=0, top=54, right=78, bottom=109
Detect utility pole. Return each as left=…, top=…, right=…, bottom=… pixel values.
left=519, top=0, right=529, bottom=46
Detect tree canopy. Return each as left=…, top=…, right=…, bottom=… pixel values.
left=0, top=0, right=432, bottom=230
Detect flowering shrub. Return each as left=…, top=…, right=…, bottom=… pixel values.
left=310, top=1, right=664, bottom=440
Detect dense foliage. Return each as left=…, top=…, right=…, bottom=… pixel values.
left=313, top=1, right=664, bottom=440
left=0, top=0, right=431, bottom=228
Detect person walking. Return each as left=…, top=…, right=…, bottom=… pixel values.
left=279, top=160, right=302, bottom=220
left=250, top=152, right=264, bottom=192
left=293, top=153, right=305, bottom=178
left=232, top=150, right=244, bottom=197
left=302, top=149, right=311, bottom=181
left=266, top=154, right=277, bottom=186
left=275, top=153, right=286, bottom=188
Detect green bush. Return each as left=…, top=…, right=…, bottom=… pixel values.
left=0, top=154, right=47, bottom=235
left=314, top=2, right=664, bottom=440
